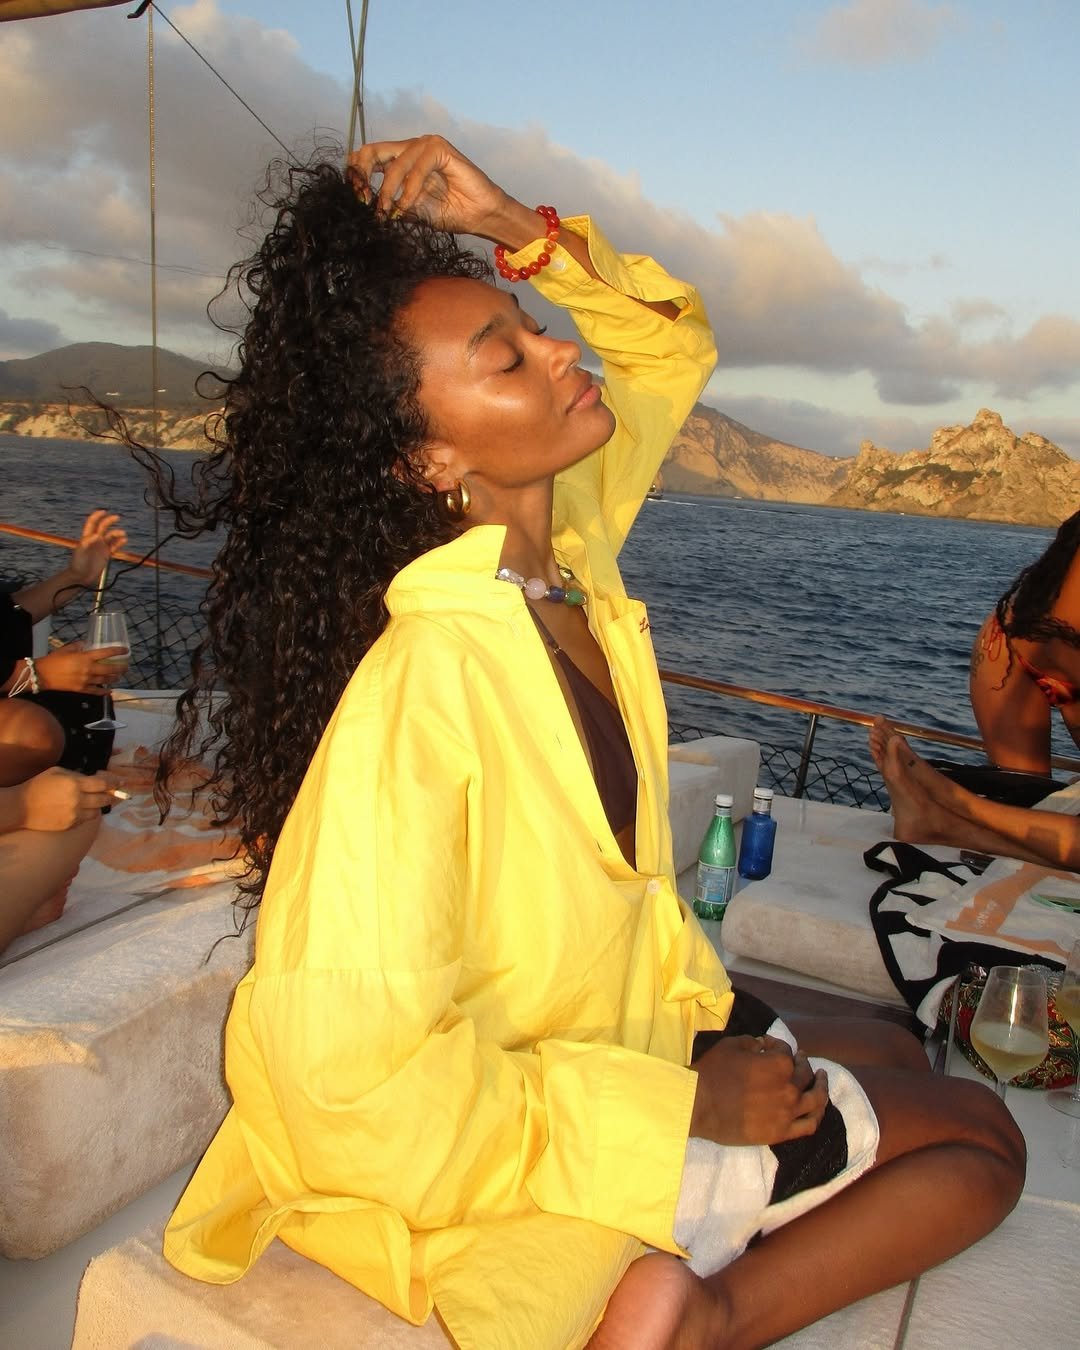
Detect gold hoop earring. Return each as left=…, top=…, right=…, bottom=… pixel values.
left=442, top=478, right=472, bottom=520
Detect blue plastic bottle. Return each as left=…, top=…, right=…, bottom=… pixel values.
left=737, top=787, right=777, bottom=880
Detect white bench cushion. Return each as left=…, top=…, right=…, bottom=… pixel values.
left=719, top=797, right=903, bottom=1003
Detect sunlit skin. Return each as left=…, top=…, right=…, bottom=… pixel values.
left=870, top=715, right=1080, bottom=871
left=402, top=278, right=617, bottom=516
left=400, top=276, right=626, bottom=789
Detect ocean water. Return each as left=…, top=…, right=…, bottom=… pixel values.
left=1, top=435, right=1069, bottom=787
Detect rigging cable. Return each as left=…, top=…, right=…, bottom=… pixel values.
left=128, top=1, right=299, bottom=165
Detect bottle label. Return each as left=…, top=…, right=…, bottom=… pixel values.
left=693, top=862, right=736, bottom=922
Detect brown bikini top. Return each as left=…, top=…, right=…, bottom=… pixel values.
left=528, top=607, right=638, bottom=840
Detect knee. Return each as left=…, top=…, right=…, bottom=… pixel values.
left=0, top=701, right=64, bottom=779
left=957, top=1079, right=1028, bottom=1196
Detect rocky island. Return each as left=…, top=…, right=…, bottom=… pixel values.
left=658, top=406, right=1076, bottom=528
left=2, top=343, right=1076, bottom=527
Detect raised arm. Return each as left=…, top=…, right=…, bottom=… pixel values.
left=349, top=133, right=679, bottom=322
left=13, top=510, right=127, bottom=622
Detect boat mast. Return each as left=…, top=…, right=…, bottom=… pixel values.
left=345, top=0, right=370, bottom=152
left=130, top=0, right=164, bottom=679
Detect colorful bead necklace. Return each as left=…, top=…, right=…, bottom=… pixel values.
left=496, top=564, right=586, bottom=607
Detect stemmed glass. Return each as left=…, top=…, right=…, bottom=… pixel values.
left=1048, top=940, right=1080, bottom=1117
left=969, top=966, right=1049, bottom=1101
left=84, top=609, right=130, bottom=731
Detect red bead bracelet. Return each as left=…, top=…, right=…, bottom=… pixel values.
left=494, top=205, right=560, bottom=282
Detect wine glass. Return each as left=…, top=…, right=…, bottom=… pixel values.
left=84, top=609, right=130, bottom=731
left=1049, top=939, right=1080, bottom=1117
left=969, top=966, right=1049, bottom=1101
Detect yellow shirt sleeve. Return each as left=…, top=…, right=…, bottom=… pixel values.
left=508, top=216, right=718, bottom=554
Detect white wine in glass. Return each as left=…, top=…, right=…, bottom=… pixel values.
left=84, top=609, right=130, bottom=732
left=969, top=966, right=1049, bottom=1101
left=1048, top=939, right=1080, bottom=1117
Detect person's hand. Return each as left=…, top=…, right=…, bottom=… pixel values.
left=36, top=641, right=129, bottom=695
left=689, top=1035, right=830, bottom=1146
left=67, top=510, right=127, bottom=588
left=348, top=134, right=514, bottom=241
left=15, top=767, right=117, bottom=832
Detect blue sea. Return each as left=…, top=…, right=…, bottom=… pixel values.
left=1, top=435, right=1070, bottom=789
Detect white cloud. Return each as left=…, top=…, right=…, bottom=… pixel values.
left=800, top=0, right=959, bottom=67
left=0, top=0, right=350, bottom=360
left=0, top=1, right=1075, bottom=432
left=0, top=306, right=66, bottom=360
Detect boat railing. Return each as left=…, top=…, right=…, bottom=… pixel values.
left=5, top=521, right=1080, bottom=809
left=660, top=669, right=1080, bottom=807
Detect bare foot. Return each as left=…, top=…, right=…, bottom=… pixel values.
left=18, top=881, right=71, bottom=936
left=586, top=1253, right=724, bottom=1350
left=868, top=714, right=892, bottom=772
left=876, top=730, right=949, bottom=844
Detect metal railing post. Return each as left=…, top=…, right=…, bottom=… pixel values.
left=792, top=712, right=819, bottom=798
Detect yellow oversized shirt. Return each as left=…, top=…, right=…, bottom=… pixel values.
left=165, top=220, right=733, bottom=1349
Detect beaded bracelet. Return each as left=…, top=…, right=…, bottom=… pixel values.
left=494, top=205, right=560, bottom=282
left=7, top=655, right=40, bottom=698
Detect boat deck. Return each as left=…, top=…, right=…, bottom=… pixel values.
left=1, top=724, right=1077, bottom=1347
left=5, top=984, right=1076, bottom=1349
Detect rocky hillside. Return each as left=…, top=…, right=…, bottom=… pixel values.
left=0, top=400, right=216, bottom=451
left=662, top=403, right=847, bottom=503
left=0, top=342, right=223, bottom=407
left=2, top=339, right=1076, bottom=526
left=826, top=409, right=1079, bottom=527
left=657, top=405, right=1075, bottom=527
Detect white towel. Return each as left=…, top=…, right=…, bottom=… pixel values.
left=672, top=1020, right=880, bottom=1277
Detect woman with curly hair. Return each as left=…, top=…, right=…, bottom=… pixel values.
left=161, top=136, right=1024, bottom=1349
left=971, top=507, right=1080, bottom=774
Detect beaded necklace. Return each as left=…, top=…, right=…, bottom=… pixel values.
left=496, top=564, right=586, bottom=607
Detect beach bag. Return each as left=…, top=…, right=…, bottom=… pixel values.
left=866, top=840, right=1077, bottom=1090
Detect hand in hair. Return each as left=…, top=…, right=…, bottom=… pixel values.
left=349, top=134, right=547, bottom=254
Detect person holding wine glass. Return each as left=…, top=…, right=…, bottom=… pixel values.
left=2, top=509, right=130, bottom=773
left=145, top=135, right=1026, bottom=1350
left=0, top=510, right=128, bottom=952
left=1, top=509, right=129, bottom=699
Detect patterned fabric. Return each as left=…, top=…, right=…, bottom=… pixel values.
left=866, top=840, right=1073, bottom=1090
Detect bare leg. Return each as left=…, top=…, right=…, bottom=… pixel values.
left=786, top=1015, right=931, bottom=1073
left=871, top=716, right=1080, bottom=868
left=0, top=700, right=64, bottom=787
left=0, top=815, right=99, bottom=954
left=589, top=1067, right=1024, bottom=1350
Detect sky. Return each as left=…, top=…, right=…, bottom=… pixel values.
left=0, top=0, right=1077, bottom=460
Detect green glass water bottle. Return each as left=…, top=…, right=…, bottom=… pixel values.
left=693, top=792, right=737, bottom=922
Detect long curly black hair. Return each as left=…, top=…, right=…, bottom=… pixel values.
left=995, top=507, right=1080, bottom=651
left=136, top=153, right=491, bottom=906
